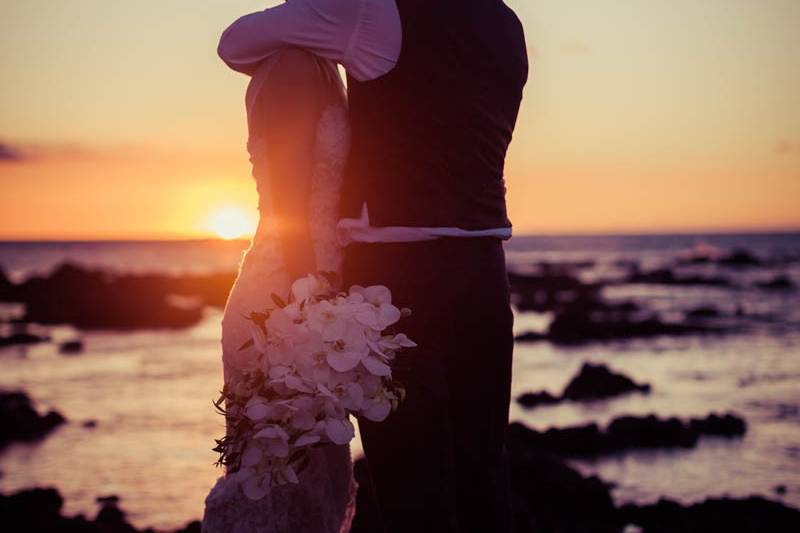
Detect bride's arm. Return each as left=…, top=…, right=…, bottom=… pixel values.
left=254, top=48, right=324, bottom=279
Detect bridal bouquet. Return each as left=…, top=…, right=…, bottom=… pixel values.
left=212, top=273, right=413, bottom=500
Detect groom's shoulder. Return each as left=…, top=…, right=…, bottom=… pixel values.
left=468, top=1, right=525, bottom=43
left=483, top=1, right=528, bottom=82
left=498, top=1, right=525, bottom=38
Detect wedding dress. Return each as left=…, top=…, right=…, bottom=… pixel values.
left=202, top=49, right=356, bottom=533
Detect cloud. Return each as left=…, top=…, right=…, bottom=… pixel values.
left=0, top=142, right=24, bottom=162
left=775, top=139, right=800, bottom=155
left=560, top=42, right=592, bottom=56
left=0, top=141, right=98, bottom=164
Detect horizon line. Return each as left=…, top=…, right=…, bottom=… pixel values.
left=2, top=228, right=800, bottom=244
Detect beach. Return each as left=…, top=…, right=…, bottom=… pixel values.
left=1, top=233, right=799, bottom=531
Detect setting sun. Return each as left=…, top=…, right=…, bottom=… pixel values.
left=201, top=205, right=257, bottom=240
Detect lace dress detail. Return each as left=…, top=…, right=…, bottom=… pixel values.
left=203, top=53, right=355, bottom=533
left=309, top=105, right=349, bottom=274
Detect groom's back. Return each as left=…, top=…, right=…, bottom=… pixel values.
left=342, top=0, right=528, bottom=230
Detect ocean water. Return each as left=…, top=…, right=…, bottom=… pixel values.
left=1, top=234, right=799, bottom=530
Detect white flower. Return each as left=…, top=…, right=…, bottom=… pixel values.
left=361, top=396, right=393, bottom=422
left=324, top=416, right=355, bottom=445
left=241, top=443, right=263, bottom=467
left=266, top=306, right=306, bottom=342
left=268, top=364, right=290, bottom=380
left=325, top=323, right=370, bottom=372
left=362, top=332, right=415, bottom=376
left=253, top=425, right=291, bottom=458
left=294, top=432, right=321, bottom=447
left=351, top=285, right=402, bottom=331
left=361, top=354, right=392, bottom=376
left=284, top=373, right=314, bottom=393
left=291, top=274, right=328, bottom=302
left=368, top=333, right=417, bottom=355
left=245, top=396, right=272, bottom=421
left=275, top=463, right=300, bottom=485
left=285, top=396, right=317, bottom=431
left=235, top=467, right=271, bottom=500
left=216, top=276, right=414, bottom=497
left=291, top=410, right=317, bottom=432
left=354, top=370, right=396, bottom=421
left=338, top=382, right=365, bottom=411
left=317, top=383, right=339, bottom=403
left=357, top=372, right=383, bottom=396
left=307, top=300, right=347, bottom=341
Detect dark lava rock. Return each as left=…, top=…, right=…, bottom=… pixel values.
left=508, top=270, right=603, bottom=313
left=83, top=419, right=99, bottom=428
left=511, top=421, right=793, bottom=533
left=59, top=339, right=85, bottom=354
left=507, top=267, right=725, bottom=346
left=96, top=494, right=120, bottom=505
left=537, top=260, right=596, bottom=270
left=0, top=262, right=235, bottom=330
left=95, top=503, right=138, bottom=532
left=687, top=306, right=722, bottom=319
left=507, top=412, right=747, bottom=458
left=606, top=415, right=699, bottom=450
left=562, top=362, right=651, bottom=401
left=0, top=390, right=66, bottom=449
left=174, top=521, right=202, bottom=533
left=617, top=496, right=800, bottom=533
left=547, top=311, right=716, bottom=344
left=0, top=486, right=157, bottom=533
left=514, top=331, right=548, bottom=342
left=0, top=267, right=13, bottom=299
left=0, top=487, right=66, bottom=531
left=507, top=430, right=620, bottom=533
left=352, top=429, right=622, bottom=533
left=517, top=390, right=561, bottom=409
left=688, top=412, right=747, bottom=437
left=719, top=249, right=761, bottom=267
left=757, top=275, right=795, bottom=291
left=509, top=421, right=610, bottom=457
left=0, top=331, right=50, bottom=348
left=774, top=485, right=787, bottom=496
left=517, top=363, right=651, bottom=410
left=626, top=267, right=732, bottom=287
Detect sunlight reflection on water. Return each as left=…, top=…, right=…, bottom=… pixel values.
left=2, top=234, right=800, bottom=528
left=510, top=331, right=800, bottom=510
left=1, top=311, right=798, bottom=529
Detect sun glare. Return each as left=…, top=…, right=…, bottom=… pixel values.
left=202, top=205, right=257, bottom=240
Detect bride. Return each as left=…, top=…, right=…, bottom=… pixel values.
left=201, top=46, right=356, bottom=532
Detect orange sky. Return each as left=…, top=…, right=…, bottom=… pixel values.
left=1, top=0, right=798, bottom=239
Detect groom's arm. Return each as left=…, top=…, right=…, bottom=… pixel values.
left=217, top=0, right=359, bottom=76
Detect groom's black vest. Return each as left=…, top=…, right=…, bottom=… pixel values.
left=341, top=0, right=528, bottom=230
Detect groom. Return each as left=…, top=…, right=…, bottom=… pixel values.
left=219, top=1, right=528, bottom=531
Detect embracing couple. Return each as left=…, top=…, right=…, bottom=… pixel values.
left=202, top=1, right=528, bottom=532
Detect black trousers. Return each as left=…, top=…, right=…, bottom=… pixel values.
left=342, top=237, right=514, bottom=533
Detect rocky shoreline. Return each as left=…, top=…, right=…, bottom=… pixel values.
left=1, top=247, right=798, bottom=531
left=0, top=386, right=790, bottom=533
left=0, top=251, right=794, bottom=342
left=517, top=362, right=651, bottom=408
left=0, top=391, right=65, bottom=450
left=0, top=263, right=234, bottom=330
left=2, top=440, right=797, bottom=533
